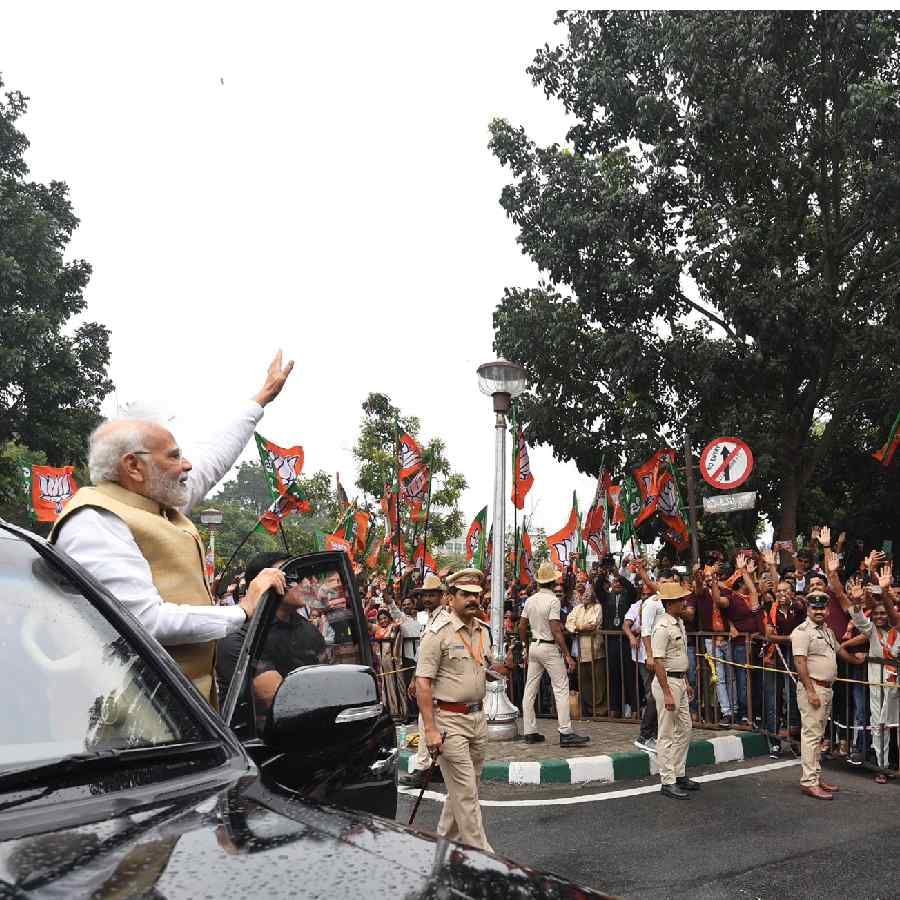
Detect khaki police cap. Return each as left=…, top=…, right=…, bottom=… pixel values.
left=447, top=568, right=484, bottom=594
left=413, top=573, right=444, bottom=593
left=658, top=581, right=691, bottom=602
left=535, top=561, right=558, bottom=584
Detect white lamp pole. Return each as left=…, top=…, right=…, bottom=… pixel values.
left=476, top=360, right=527, bottom=660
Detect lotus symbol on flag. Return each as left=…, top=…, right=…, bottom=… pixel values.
left=39, top=473, right=74, bottom=513
left=267, top=451, right=300, bottom=491
left=553, top=538, right=574, bottom=566
left=468, top=529, right=481, bottom=559
left=657, top=478, right=678, bottom=517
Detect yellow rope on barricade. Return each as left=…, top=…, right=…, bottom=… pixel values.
left=376, top=664, right=416, bottom=678
left=701, top=653, right=898, bottom=690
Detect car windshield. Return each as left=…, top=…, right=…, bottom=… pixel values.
left=0, top=536, right=206, bottom=770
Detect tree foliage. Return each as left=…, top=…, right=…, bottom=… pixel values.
left=0, top=76, right=113, bottom=520
left=490, top=11, right=900, bottom=544
left=353, top=392, right=466, bottom=550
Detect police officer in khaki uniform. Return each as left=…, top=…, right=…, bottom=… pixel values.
left=415, top=568, right=504, bottom=851
left=792, top=591, right=862, bottom=800
left=651, top=581, right=699, bottom=799
left=405, top=574, right=450, bottom=787
left=519, top=561, right=590, bottom=746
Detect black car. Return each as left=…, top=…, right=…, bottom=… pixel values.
left=0, top=521, right=611, bottom=898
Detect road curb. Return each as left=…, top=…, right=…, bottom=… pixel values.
left=400, top=732, right=769, bottom=785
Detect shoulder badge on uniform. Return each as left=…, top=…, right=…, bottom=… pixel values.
left=427, top=612, right=451, bottom=634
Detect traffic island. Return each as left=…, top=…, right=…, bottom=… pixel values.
left=399, top=718, right=771, bottom=785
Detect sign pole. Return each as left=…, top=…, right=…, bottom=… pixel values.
left=683, top=430, right=700, bottom=567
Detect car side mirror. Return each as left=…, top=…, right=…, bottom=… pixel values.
left=266, top=664, right=383, bottom=747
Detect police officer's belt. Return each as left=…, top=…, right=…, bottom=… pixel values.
left=665, top=671, right=687, bottom=678
left=532, top=639, right=556, bottom=645
left=811, top=678, right=833, bottom=688
left=435, top=700, right=483, bottom=714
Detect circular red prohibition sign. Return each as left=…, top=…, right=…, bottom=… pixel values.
left=699, top=437, right=754, bottom=490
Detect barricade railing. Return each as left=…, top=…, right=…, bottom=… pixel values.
left=516, top=627, right=898, bottom=776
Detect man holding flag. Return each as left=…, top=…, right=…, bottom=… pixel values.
left=50, top=351, right=295, bottom=705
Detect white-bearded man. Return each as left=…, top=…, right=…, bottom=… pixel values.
left=50, top=351, right=295, bottom=706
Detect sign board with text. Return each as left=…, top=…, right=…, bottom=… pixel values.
left=702, top=491, right=757, bottom=514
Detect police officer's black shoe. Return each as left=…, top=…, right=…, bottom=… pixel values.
left=660, top=784, right=690, bottom=799
left=676, top=776, right=701, bottom=791
left=559, top=732, right=590, bottom=747
left=523, top=733, right=546, bottom=744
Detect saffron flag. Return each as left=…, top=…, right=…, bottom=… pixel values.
left=398, top=433, right=424, bottom=479
left=510, top=423, right=534, bottom=510
left=548, top=496, right=579, bottom=571
left=365, top=535, right=384, bottom=571
left=381, top=482, right=399, bottom=542
left=413, top=542, right=438, bottom=580
left=657, top=462, right=690, bottom=551
left=466, top=506, right=488, bottom=569
left=633, top=449, right=677, bottom=527
left=324, top=533, right=353, bottom=556
left=584, top=469, right=611, bottom=558
left=389, top=536, right=410, bottom=581
left=874, top=411, right=900, bottom=467
left=255, top=433, right=306, bottom=501
left=485, top=526, right=494, bottom=579
left=258, top=492, right=307, bottom=534
left=31, top=465, right=77, bottom=522
left=401, top=465, right=430, bottom=523
left=518, top=528, right=535, bottom=586
left=336, top=473, right=350, bottom=511
left=608, top=484, right=623, bottom=525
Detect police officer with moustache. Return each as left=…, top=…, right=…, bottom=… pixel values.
left=792, top=591, right=865, bottom=800
left=415, top=569, right=506, bottom=852
left=652, top=581, right=700, bottom=799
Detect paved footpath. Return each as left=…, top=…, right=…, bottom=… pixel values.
left=397, top=755, right=900, bottom=899
left=400, top=717, right=771, bottom=785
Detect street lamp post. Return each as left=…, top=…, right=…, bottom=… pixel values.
left=200, top=507, right=224, bottom=586
left=477, top=359, right=526, bottom=740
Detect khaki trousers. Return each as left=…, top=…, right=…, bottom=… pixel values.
left=577, top=658, right=607, bottom=716
left=433, top=708, right=492, bottom=852
left=413, top=711, right=431, bottom=771
left=523, top=641, right=572, bottom=735
left=652, top=676, right=692, bottom=785
left=797, top=683, right=833, bottom=787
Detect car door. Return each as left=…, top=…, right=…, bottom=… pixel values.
left=220, top=551, right=398, bottom=818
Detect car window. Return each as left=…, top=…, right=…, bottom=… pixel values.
left=0, top=538, right=205, bottom=769
left=222, top=558, right=365, bottom=738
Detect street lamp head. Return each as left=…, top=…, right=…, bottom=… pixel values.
left=200, top=508, right=224, bottom=527
left=477, top=360, right=527, bottom=401
left=477, top=359, right=527, bottom=415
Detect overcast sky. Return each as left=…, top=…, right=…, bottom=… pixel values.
left=4, top=4, right=603, bottom=536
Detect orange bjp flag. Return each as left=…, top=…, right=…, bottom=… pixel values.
left=32, top=465, right=78, bottom=522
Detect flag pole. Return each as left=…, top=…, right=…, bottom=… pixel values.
left=216, top=511, right=267, bottom=599
left=277, top=521, right=291, bottom=556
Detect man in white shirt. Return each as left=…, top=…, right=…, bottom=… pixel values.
left=51, top=351, right=294, bottom=702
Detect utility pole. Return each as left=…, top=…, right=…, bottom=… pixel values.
left=683, top=430, right=700, bottom=567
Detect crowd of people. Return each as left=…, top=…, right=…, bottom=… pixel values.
left=314, top=526, right=899, bottom=787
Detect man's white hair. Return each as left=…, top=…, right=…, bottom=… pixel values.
left=88, top=420, right=151, bottom=484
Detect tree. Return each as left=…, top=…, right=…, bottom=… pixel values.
left=353, top=392, right=466, bottom=551
left=489, top=12, right=900, bottom=542
left=0, top=76, right=113, bottom=517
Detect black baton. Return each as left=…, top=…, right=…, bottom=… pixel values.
left=408, top=731, right=446, bottom=827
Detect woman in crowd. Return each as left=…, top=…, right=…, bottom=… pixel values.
left=371, top=608, right=408, bottom=721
